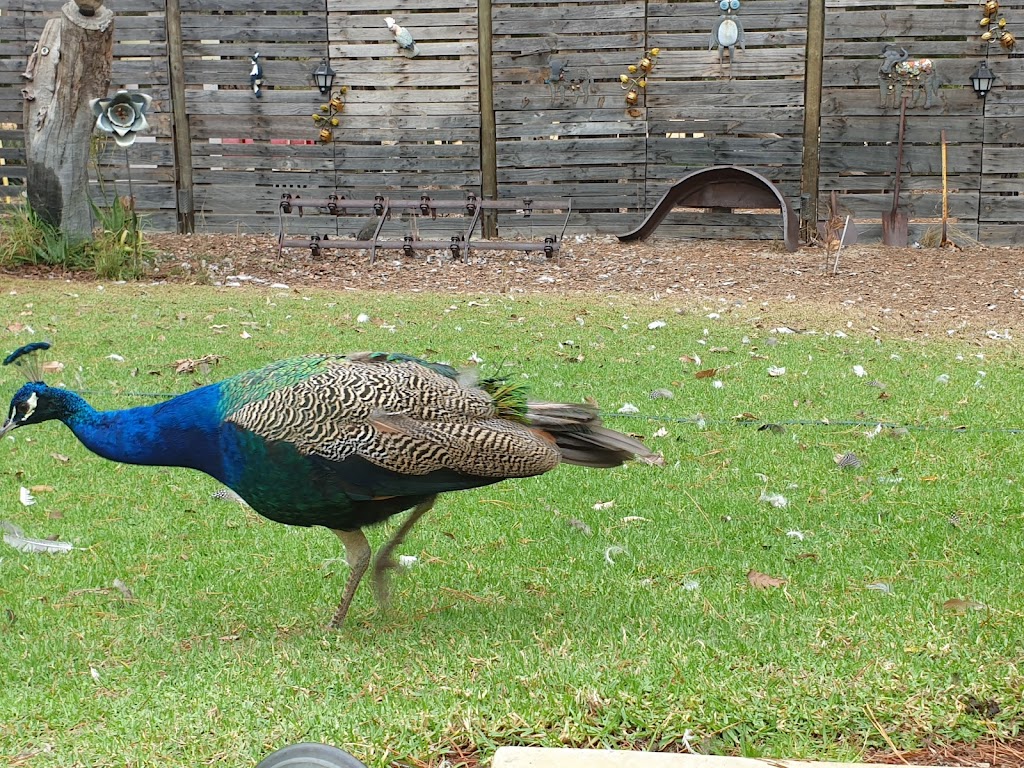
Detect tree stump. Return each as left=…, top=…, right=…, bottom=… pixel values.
left=21, top=0, right=114, bottom=239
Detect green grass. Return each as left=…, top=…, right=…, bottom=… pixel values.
left=1, top=280, right=1022, bottom=767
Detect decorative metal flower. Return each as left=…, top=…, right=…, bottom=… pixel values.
left=311, top=87, right=348, bottom=143
left=90, top=90, right=152, bottom=147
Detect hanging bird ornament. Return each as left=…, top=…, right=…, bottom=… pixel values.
left=710, top=0, right=745, bottom=65
left=385, top=17, right=420, bottom=57
left=249, top=52, right=265, bottom=98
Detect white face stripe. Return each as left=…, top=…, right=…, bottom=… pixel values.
left=21, top=392, right=38, bottom=421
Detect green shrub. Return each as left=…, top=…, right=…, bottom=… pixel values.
left=0, top=197, right=152, bottom=279
left=88, top=195, right=154, bottom=280
left=0, top=201, right=88, bottom=269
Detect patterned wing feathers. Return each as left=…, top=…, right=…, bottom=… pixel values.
left=227, top=357, right=561, bottom=480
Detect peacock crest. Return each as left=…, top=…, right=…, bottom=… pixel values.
left=2, top=341, right=52, bottom=383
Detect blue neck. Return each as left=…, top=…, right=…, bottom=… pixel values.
left=61, top=386, right=226, bottom=479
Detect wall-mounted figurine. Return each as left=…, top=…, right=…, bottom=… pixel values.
left=545, top=57, right=592, bottom=106
left=879, top=45, right=940, bottom=109
left=385, top=17, right=420, bottom=57
left=710, top=0, right=745, bottom=65
left=250, top=52, right=264, bottom=98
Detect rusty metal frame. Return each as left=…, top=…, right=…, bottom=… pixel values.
left=618, top=166, right=800, bottom=252
left=277, top=193, right=572, bottom=264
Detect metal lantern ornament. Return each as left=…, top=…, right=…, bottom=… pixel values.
left=970, top=60, right=996, bottom=97
left=313, top=59, right=336, bottom=94
left=619, top=48, right=660, bottom=107
left=312, top=87, right=348, bottom=142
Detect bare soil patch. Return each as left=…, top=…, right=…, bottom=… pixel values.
left=141, top=234, right=1024, bottom=340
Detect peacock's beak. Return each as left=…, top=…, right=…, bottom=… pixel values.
left=0, top=417, right=16, bottom=440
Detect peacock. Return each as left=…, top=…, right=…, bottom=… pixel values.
left=1, top=342, right=653, bottom=627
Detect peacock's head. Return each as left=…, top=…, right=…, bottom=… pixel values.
left=1, top=342, right=62, bottom=438
left=0, top=382, right=64, bottom=437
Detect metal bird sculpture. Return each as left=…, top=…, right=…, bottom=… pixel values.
left=2, top=343, right=654, bottom=628
left=384, top=17, right=419, bottom=57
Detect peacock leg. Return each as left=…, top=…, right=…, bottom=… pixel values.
left=329, top=528, right=371, bottom=628
left=372, top=496, right=436, bottom=606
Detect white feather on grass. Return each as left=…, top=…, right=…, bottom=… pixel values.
left=2, top=521, right=74, bottom=554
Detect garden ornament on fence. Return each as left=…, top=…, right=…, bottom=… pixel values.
left=545, top=57, right=593, bottom=106
left=878, top=45, right=941, bottom=109
left=385, top=17, right=419, bottom=57
left=312, top=88, right=348, bottom=143
left=90, top=90, right=152, bottom=147
left=250, top=53, right=264, bottom=98
left=979, top=0, right=1016, bottom=50
left=710, top=0, right=745, bottom=65
left=620, top=48, right=659, bottom=107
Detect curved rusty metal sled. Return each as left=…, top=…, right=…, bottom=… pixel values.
left=618, top=165, right=800, bottom=252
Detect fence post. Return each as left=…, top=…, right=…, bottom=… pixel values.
left=800, top=0, right=825, bottom=235
left=478, top=0, right=498, bottom=237
left=165, top=0, right=194, bottom=233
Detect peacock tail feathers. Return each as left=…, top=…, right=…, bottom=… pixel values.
left=477, top=377, right=530, bottom=423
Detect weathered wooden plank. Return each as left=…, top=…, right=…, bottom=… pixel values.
left=181, top=0, right=324, bottom=10
left=497, top=119, right=648, bottom=140
left=182, top=44, right=329, bottom=58
left=330, top=42, right=478, bottom=58
left=979, top=224, right=1024, bottom=245
left=328, top=0, right=476, bottom=11
left=649, top=0, right=808, bottom=15
left=820, top=87, right=981, bottom=116
left=820, top=142, right=983, bottom=174
left=492, top=32, right=645, bottom=53
left=821, top=116, right=984, bottom=144
left=979, top=196, right=1024, bottom=221
left=817, top=191, right=980, bottom=219
left=825, top=9, right=979, bottom=38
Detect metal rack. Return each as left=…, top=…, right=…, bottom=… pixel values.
left=277, top=192, right=572, bottom=264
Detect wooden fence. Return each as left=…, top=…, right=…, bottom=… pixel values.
left=0, top=0, right=1021, bottom=245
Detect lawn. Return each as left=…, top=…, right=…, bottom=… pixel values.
left=1, top=278, right=1022, bottom=767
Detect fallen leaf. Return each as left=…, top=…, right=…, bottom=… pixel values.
left=173, top=354, right=223, bottom=375
left=593, top=500, right=615, bottom=511
left=29, top=485, right=55, bottom=493
left=694, top=368, right=717, bottom=379
left=942, top=598, right=986, bottom=613
left=747, top=569, right=787, bottom=589
left=51, top=453, right=70, bottom=463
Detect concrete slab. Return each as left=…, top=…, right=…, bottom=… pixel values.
left=492, top=747, right=945, bottom=768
